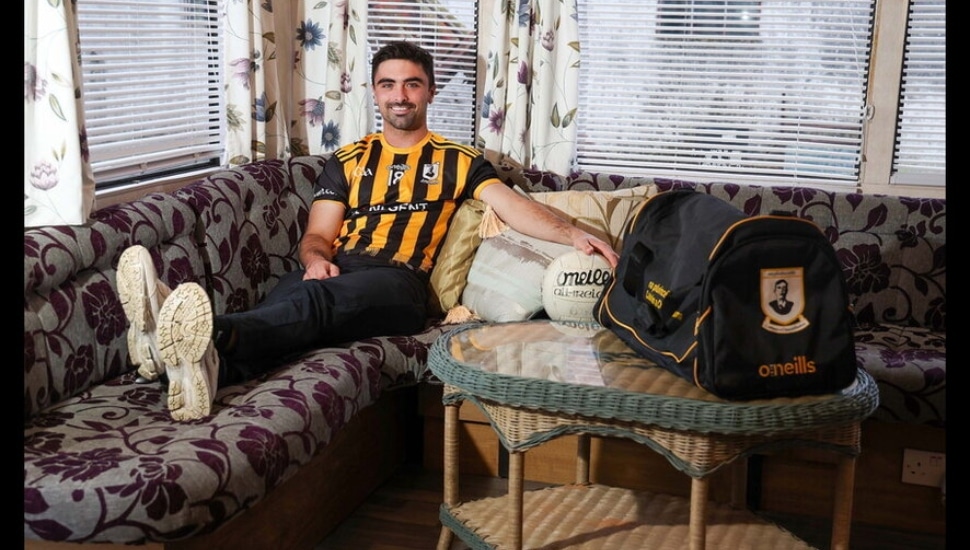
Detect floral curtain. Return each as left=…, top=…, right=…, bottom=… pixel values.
left=25, top=0, right=567, bottom=228
left=24, top=0, right=95, bottom=228
left=478, top=0, right=580, bottom=175
left=224, top=0, right=372, bottom=165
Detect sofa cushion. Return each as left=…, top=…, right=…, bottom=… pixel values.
left=855, top=325, right=945, bottom=427
left=458, top=187, right=656, bottom=322
left=558, top=170, right=656, bottom=193
left=428, top=199, right=486, bottom=316
left=175, top=160, right=311, bottom=316
left=461, top=228, right=574, bottom=322
left=364, top=324, right=457, bottom=390
left=532, top=185, right=658, bottom=250
left=427, top=167, right=557, bottom=318
left=491, top=165, right=567, bottom=193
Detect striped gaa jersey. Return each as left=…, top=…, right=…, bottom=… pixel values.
left=313, top=132, right=507, bottom=273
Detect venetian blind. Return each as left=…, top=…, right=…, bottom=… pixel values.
left=367, top=0, right=478, bottom=145
left=892, top=0, right=945, bottom=186
left=76, top=0, right=224, bottom=187
left=577, top=0, right=874, bottom=187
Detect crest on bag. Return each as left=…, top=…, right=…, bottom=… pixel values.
left=761, top=267, right=809, bottom=333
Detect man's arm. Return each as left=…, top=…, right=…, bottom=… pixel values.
left=479, top=183, right=620, bottom=268
left=299, top=200, right=347, bottom=280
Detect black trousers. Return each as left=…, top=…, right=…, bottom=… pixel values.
left=216, top=254, right=429, bottom=385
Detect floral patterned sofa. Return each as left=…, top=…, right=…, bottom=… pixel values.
left=24, top=156, right=455, bottom=549
left=23, top=157, right=944, bottom=548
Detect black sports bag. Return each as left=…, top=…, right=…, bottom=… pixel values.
left=594, top=189, right=857, bottom=400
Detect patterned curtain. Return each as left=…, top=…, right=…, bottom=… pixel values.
left=478, top=0, right=580, bottom=175
left=224, top=0, right=372, bottom=165
left=24, top=0, right=95, bottom=228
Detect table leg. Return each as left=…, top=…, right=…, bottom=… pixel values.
left=576, top=434, right=590, bottom=485
left=435, top=522, right=453, bottom=550
left=437, top=403, right=460, bottom=550
left=689, top=476, right=710, bottom=550
left=830, top=454, right=857, bottom=550
left=508, top=451, right=525, bottom=550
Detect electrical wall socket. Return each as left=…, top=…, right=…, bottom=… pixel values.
left=901, top=448, right=945, bottom=487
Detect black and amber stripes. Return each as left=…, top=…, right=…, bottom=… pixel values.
left=313, top=132, right=505, bottom=272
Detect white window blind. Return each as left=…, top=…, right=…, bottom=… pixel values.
left=892, top=0, right=945, bottom=186
left=577, top=1, right=874, bottom=187
left=367, top=0, right=478, bottom=145
left=77, top=0, right=224, bottom=187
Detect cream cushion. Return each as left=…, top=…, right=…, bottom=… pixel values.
left=458, top=185, right=657, bottom=323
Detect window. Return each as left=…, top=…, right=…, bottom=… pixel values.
left=892, top=0, right=945, bottom=186
left=76, top=0, right=942, bottom=195
left=577, top=0, right=876, bottom=188
left=367, top=0, right=479, bottom=145
left=77, top=0, right=224, bottom=188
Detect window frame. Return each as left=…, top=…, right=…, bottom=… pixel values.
left=860, top=0, right=944, bottom=195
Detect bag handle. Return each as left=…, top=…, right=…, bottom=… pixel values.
left=617, top=190, right=705, bottom=336
left=621, top=242, right=706, bottom=337
left=622, top=242, right=652, bottom=297
left=622, top=243, right=666, bottom=330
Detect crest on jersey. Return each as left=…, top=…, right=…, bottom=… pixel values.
left=421, top=162, right=440, bottom=185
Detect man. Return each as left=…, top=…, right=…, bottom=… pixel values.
left=768, top=279, right=794, bottom=315
left=118, top=41, right=618, bottom=422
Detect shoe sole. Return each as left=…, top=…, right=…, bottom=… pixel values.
left=117, top=245, right=165, bottom=381
left=157, top=282, right=215, bottom=421
left=118, top=245, right=154, bottom=333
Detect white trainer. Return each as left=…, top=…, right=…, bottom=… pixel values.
left=117, top=245, right=171, bottom=382
left=157, top=282, right=219, bottom=421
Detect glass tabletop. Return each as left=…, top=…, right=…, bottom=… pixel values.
left=429, top=320, right=880, bottom=434
left=450, top=320, right=622, bottom=388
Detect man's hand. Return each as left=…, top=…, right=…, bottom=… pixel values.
left=570, top=232, right=620, bottom=269
left=299, top=200, right=346, bottom=280
left=302, top=257, right=341, bottom=280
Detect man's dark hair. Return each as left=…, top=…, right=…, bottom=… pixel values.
left=371, top=41, right=436, bottom=88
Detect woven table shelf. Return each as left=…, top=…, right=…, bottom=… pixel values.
left=442, top=484, right=814, bottom=550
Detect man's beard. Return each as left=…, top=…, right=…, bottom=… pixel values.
left=382, top=103, right=421, bottom=131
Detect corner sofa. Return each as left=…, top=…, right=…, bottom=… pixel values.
left=24, top=156, right=945, bottom=548
left=24, top=155, right=449, bottom=550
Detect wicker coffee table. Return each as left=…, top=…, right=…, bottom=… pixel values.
left=429, top=320, right=879, bottom=550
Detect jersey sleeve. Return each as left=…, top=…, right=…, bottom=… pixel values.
left=312, top=155, right=349, bottom=204
left=466, top=155, right=511, bottom=200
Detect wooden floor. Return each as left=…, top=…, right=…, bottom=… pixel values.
left=315, top=463, right=946, bottom=550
